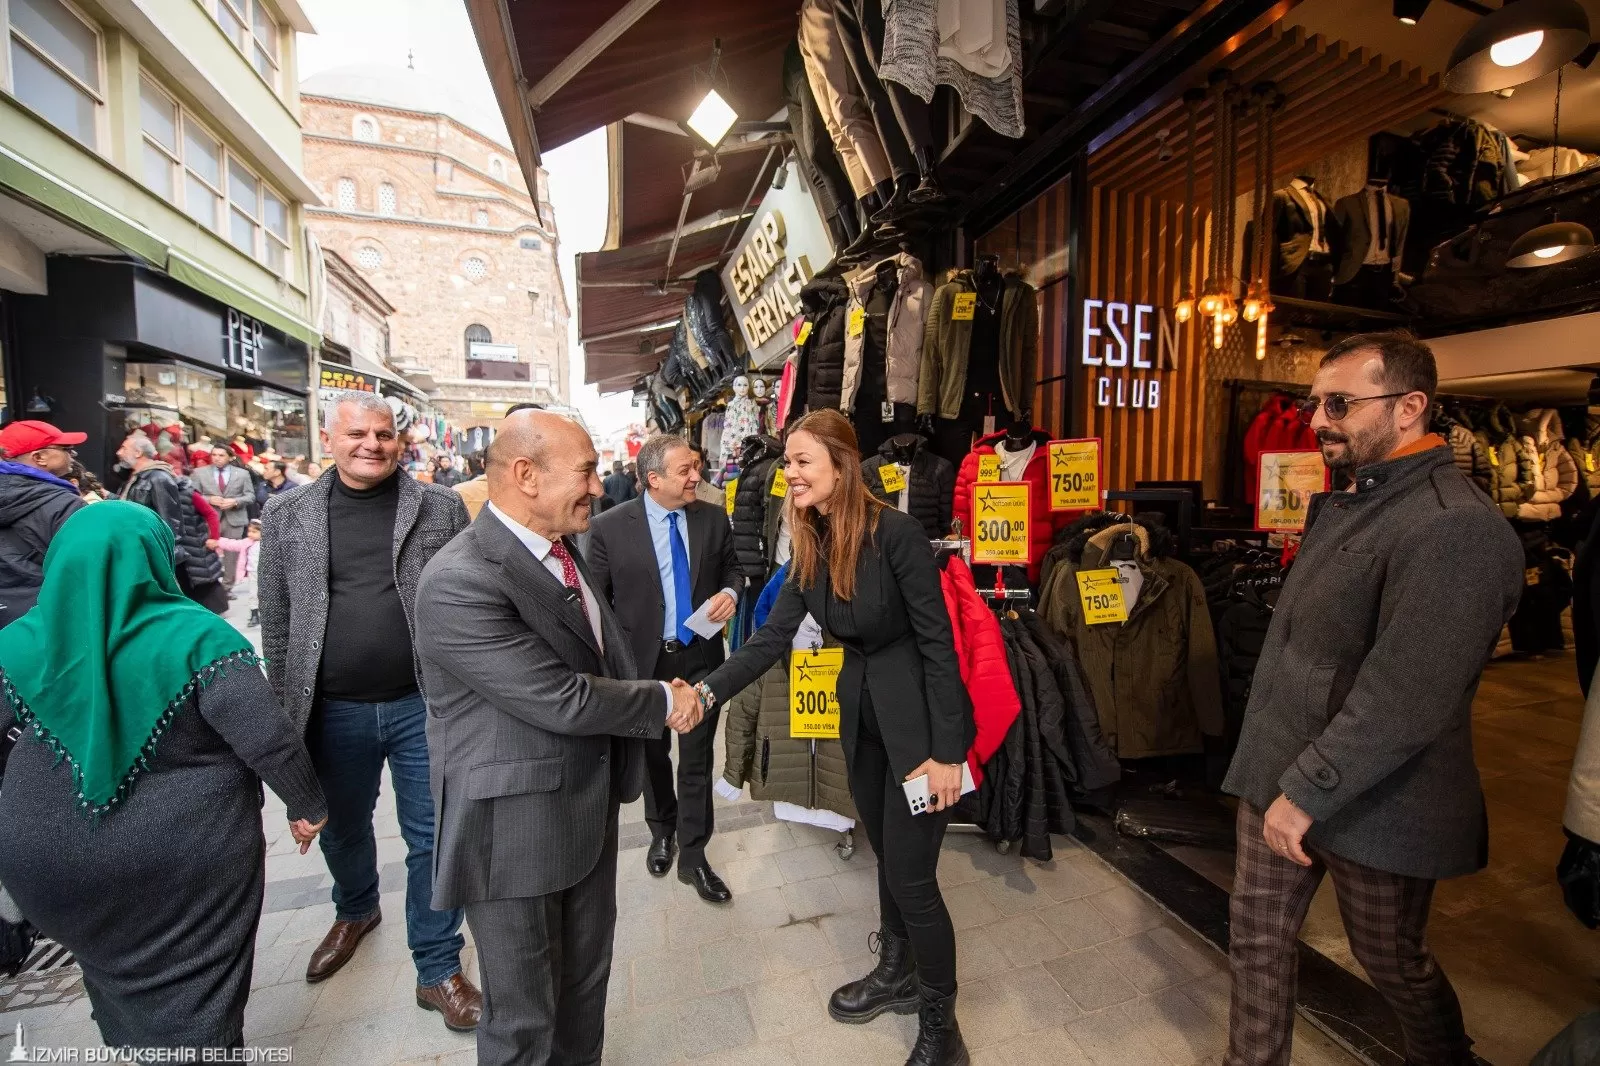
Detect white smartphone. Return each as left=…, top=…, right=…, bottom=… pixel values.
left=902, top=762, right=978, bottom=816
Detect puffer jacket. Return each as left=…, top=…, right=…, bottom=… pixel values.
left=1567, top=413, right=1600, bottom=499
left=1446, top=421, right=1493, bottom=495
left=1516, top=408, right=1580, bottom=521
left=862, top=434, right=955, bottom=538
left=939, top=555, right=1021, bottom=785
left=731, top=436, right=785, bottom=581
left=952, top=428, right=1071, bottom=582
left=793, top=277, right=850, bottom=413
left=1040, top=518, right=1223, bottom=759
left=721, top=565, right=858, bottom=820
left=121, top=462, right=223, bottom=589
left=1473, top=405, right=1523, bottom=517
left=918, top=269, right=1037, bottom=421
left=842, top=253, right=930, bottom=414
left=0, top=463, right=85, bottom=630
left=685, top=269, right=740, bottom=382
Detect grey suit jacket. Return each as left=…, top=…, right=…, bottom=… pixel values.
left=1331, top=188, right=1411, bottom=285
left=415, top=507, right=665, bottom=909
left=257, top=469, right=469, bottom=734
left=199, top=462, right=254, bottom=537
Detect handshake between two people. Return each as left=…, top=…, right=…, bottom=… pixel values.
left=666, top=678, right=707, bottom=734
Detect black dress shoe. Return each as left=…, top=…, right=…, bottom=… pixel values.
left=646, top=836, right=675, bottom=878
left=679, top=863, right=733, bottom=903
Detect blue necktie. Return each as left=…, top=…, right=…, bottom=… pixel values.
left=667, top=511, right=693, bottom=643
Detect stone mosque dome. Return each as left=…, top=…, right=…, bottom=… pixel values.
left=300, top=63, right=510, bottom=147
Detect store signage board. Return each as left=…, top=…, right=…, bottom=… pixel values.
left=1256, top=450, right=1329, bottom=532
left=971, top=482, right=1030, bottom=564
left=722, top=158, right=833, bottom=370
left=1048, top=438, right=1100, bottom=511
left=790, top=647, right=843, bottom=739
left=1080, top=299, right=1179, bottom=411
left=469, top=341, right=519, bottom=363
left=224, top=310, right=263, bottom=374
left=319, top=367, right=376, bottom=393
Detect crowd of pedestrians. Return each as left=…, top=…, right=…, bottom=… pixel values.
left=4, top=333, right=1600, bottom=1065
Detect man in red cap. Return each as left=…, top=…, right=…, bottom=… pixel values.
left=0, top=420, right=88, bottom=629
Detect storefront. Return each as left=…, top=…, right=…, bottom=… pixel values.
left=8, top=257, right=312, bottom=477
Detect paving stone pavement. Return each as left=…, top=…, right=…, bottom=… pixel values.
left=0, top=598, right=1360, bottom=1064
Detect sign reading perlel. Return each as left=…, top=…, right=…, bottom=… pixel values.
left=224, top=309, right=264, bottom=375
left=722, top=158, right=834, bottom=369
left=1256, top=450, right=1328, bottom=532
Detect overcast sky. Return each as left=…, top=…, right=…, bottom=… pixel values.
left=296, top=0, right=637, bottom=437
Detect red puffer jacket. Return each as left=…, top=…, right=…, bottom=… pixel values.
left=1242, top=394, right=1317, bottom=505
left=952, top=429, right=1071, bottom=582
left=939, top=555, right=1021, bottom=786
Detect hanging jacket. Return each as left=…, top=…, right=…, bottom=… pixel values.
left=1567, top=412, right=1600, bottom=499
left=938, top=555, right=1022, bottom=785
left=685, top=269, right=740, bottom=382
left=842, top=253, right=930, bottom=414
left=918, top=270, right=1037, bottom=421
left=952, top=428, right=1069, bottom=582
left=1516, top=408, right=1580, bottom=521
left=1040, top=519, right=1224, bottom=759
left=1473, top=405, right=1523, bottom=518
left=731, top=436, right=785, bottom=581
left=862, top=434, right=955, bottom=538
left=1445, top=421, right=1493, bottom=495
left=1019, top=611, right=1121, bottom=800
left=1241, top=395, right=1318, bottom=508
left=792, top=277, right=850, bottom=414
left=721, top=565, right=858, bottom=821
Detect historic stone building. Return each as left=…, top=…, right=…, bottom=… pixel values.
left=299, top=64, right=568, bottom=424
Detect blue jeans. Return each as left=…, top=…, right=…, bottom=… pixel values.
left=309, top=691, right=464, bottom=988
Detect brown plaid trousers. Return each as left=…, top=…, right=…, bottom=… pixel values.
left=1225, top=802, right=1473, bottom=1065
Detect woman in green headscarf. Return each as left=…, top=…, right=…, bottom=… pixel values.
left=0, top=502, right=327, bottom=1049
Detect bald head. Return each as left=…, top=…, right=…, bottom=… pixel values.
left=487, top=410, right=603, bottom=539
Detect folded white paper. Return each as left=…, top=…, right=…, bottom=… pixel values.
left=684, top=597, right=729, bottom=640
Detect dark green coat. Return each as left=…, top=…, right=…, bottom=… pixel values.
left=722, top=660, right=857, bottom=820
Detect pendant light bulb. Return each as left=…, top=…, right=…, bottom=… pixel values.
left=1174, top=298, right=1194, bottom=324
left=1198, top=291, right=1221, bottom=317
left=1218, top=298, right=1238, bottom=327
left=1491, top=29, right=1546, bottom=67
left=1507, top=219, right=1597, bottom=267
left=1255, top=311, right=1270, bottom=362
left=1213, top=311, right=1226, bottom=350
left=1242, top=297, right=1263, bottom=323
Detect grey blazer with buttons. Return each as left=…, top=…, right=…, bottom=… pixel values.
left=415, top=507, right=663, bottom=909
left=257, top=468, right=469, bottom=735
left=1222, top=446, right=1522, bottom=879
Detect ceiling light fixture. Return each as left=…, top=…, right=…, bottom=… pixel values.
left=1394, top=0, right=1432, bottom=25
left=1444, top=0, right=1591, bottom=94
left=1507, top=64, right=1594, bottom=267
left=680, top=39, right=737, bottom=151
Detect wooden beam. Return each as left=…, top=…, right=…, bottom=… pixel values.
left=527, top=0, right=665, bottom=110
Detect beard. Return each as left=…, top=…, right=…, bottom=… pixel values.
left=1318, top=422, right=1400, bottom=476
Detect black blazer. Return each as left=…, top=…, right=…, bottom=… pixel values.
left=702, top=507, right=975, bottom=780
left=586, top=496, right=743, bottom=678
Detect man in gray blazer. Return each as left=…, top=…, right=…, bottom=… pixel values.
left=198, top=444, right=253, bottom=582
left=1221, top=332, right=1522, bottom=1065
left=415, top=410, right=703, bottom=1066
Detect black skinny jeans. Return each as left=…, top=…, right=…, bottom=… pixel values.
left=848, top=689, right=957, bottom=994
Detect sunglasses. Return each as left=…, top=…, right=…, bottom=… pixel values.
left=1295, top=393, right=1409, bottom=426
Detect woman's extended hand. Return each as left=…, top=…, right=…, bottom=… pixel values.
left=290, top=817, right=328, bottom=855
left=907, top=759, right=963, bottom=813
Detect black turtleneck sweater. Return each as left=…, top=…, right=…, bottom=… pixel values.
left=318, top=472, right=417, bottom=701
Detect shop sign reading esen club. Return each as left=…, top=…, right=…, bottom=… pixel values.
left=722, top=159, right=832, bottom=368
left=1081, top=299, right=1180, bottom=410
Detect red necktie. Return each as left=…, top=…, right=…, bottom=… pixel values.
left=548, top=541, right=591, bottom=627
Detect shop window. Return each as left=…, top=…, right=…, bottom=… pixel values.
left=463, top=255, right=487, bottom=281
left=337, top=177, right=356, bottom=211
left=475, top=209, right=489, bottom=227
left=183, top=120, right=223, bottom=232
left=230, top=387, right=308, bottom=459
left=211, top=0, right=278, bottom=89
left=378, top=182, right=396, bottom=216
left=139, top=75, right=179, bottom=202
left=227, top=157, right=260, bottom=256
left=533, top=362, right=553, bottom=387
left=262, top=187, right=288, bottom=273
left=520, top=235, right=541, bottom=250
left=355, top=244, right=381, bottom=271
left=6, top=0, right=104, bottom=150
left=353, top=115, right=377, bottom=142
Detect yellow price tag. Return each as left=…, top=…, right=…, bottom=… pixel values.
left=724, top=478, right=738, bottom=516
left=790, top=647, right=843, bottom=739
left=1076, top=568, right=1128, bottom=625
left=951, top=292, right=977, bottom=321
left=977, top=454, right=1002, bottom=483
left=796, top=321, right=813, bottom=346
left=971, top=483, right=1030, bottom=564
left=1048, top=439, right=1100, bottom=511
left=770, top=467, right=789, bottom=498
left=878, top=463, right=906, bottom=495
left=1256, top=450, right=1328, bottom=532
left=847, top=307, right=865, bottom=337
left=1488, top=448, right=1500, bottom=467
left=1587, top=453, right=1595, bottom=473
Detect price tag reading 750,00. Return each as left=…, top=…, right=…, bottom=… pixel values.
left=1256, top=450, right=1328, bottom=532
left=790, top=647, right=843, bottom=739
left=1048, top=438, right=1100, bottom=511
left=971, top=482, right=1030, bottom=564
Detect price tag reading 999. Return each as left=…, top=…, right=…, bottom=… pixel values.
left=1048, top=438, right=1100, bottom=511
left=971, top=483, right=1030, bottom=564
left=790, top=647, right=843, bottom=739
left=1256, top=450, right=1329, bottom=532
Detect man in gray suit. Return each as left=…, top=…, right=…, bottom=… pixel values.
left=415, top=410, right=703, bottom=1066
left=198, top=444, right=253, bottom=583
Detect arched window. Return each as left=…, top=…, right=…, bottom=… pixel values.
left=488, top=156, right=506, bottom=181
left=336, top=177, right=356, bottom=211
left=353, top=116, right=378, bottom=142
left=377, top=182, right=396, bottom=216
left=464, top=323, right=491, bottom=358
left=354, top=245, right=381, bottom=270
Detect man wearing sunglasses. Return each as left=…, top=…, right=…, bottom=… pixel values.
left=1221, top=332, right=1523, bottom=1065
left=0, top=420, right=87, bottom=630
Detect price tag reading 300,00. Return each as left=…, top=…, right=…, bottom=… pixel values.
left=790, top=647, right=843, bottom=739
left=971, top=483, right=1030, bottom=564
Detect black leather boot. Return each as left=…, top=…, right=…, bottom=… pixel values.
left=838, top=194, right=882, bottom=265
left=908, top=148, right=945, bottom=205
left=828, top=927, right=919, bottom=1023
left=905, top=984, right=968, bottom=1066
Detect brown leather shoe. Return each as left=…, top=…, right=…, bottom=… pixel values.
left=304, top=912, right=382, bottom=983
left=416, top=972, right=482, bottom=1032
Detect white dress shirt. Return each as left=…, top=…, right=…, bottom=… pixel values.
left=487, top=502, right=673, bottom=718
left=1288, top=178, right=1329, bottom=255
